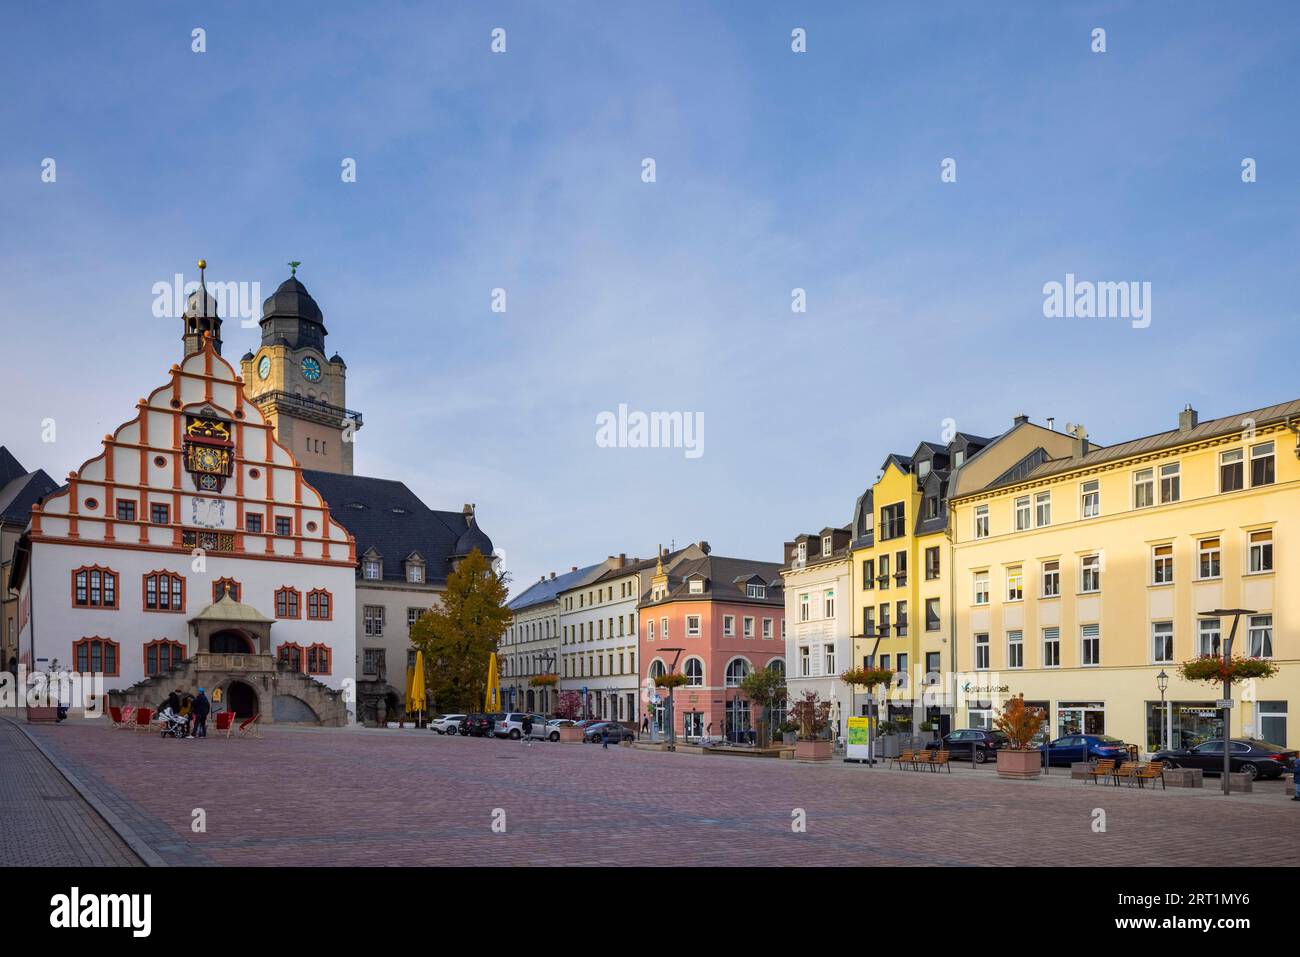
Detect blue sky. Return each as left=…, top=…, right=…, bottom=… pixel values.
left=2, top=1, right=1298, bottom=595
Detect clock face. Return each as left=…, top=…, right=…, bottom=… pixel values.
left=302, top=357, right=322, bottom=382
left=257, top=355, right=271, bottom=380
left=195, top=447, right=221, bottom=472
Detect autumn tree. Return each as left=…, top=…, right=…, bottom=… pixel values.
left=408, top=548, right=511, bottom=713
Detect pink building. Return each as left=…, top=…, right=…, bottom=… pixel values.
left=639, top=551, right=785, bottom=742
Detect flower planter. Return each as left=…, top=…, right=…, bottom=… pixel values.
left=557, top=726, right=584, bottom=744
left=996, top=748, right=1043, bottom=779
left=782, top=731, right=797, bottom=746
left=795, top=739, right=833, bottom=763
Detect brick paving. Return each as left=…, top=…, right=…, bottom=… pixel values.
left=18, top=720, right=1300, bottom=867
left=0, top=719, right=141, bottom=866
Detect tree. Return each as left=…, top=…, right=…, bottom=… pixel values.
left=738, top=666, right=787, bottom=747
left=994, top=694, right=1046, bottom=750
left=787, top=689, right=831, bottom=741
left=555, top=690, right=582, bottom=720
left=408, top=548, right=511, bottom=713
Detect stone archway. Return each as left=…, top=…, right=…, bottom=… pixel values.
left=227, top=679, right=259, bottom=717
left=210, top=630, right=255, bottom=654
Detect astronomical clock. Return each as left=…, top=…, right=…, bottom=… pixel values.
left=183, top=413, right=234, bottom=493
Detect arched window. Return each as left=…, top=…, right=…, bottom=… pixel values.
left=72, top=566, right=118, bottom=609
left=212, top=578, right=241, bottom=602
left=307, top=588, right=332, bottom=620
left=649, top=659, right=666, bottom=680
left=73, top=637, right=120, bottom=676
left=685, top=658, right=704, bottom=686
left=144, top=639, right=186, bottom=675
left=305, top=644, right=331, bottom=675
left=725, top=657, right=751, bottom=687
left=767, top=658, right=785, bottom=675
left=143, top=571, right=186, bottom=612
left=277, top=642, right=304, bottom=671
left=275, top=587, right=301, bottom=619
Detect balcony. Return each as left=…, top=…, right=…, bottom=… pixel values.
left=249, top=389, right=363, bottom=428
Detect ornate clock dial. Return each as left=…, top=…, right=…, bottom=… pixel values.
left=258, top=355, right=271, bottom=379
left=301, top=357, right=322, bottom=382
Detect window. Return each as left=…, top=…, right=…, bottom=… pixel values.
left=824, top=644, right=836, bottom=674
left=307, top=589, right=332, bottom=620
left=1080, top=480, right=1099, bottom=518
left=973, top=571, right=989, bottom=605
left=1043, top=627, right=1060, bottom=667
left=1198, top=618, right=1221, bottom=657
left=877, top=603, right=890, bottom=636
left=1198, top=538, right=1221, bottom=579
left=1041, top=560, right=1060, bottom=598
left=880, top=502, right=906, bottom=540
left=1248, top=529, right=1273, bottom=573
left=1220, top=449, right=1244, bottom=492
left=800, top=646, right=811, bottom=677
left=1006, top=565, right=1023, bottom=602
left=407, top=564, right=424, bottom=583
left=116, top=500, right=136, bottom=522
left=895, top=653, right=908, bottom=688
left=796, top=541, right=806, bottom=563
left=685, top=658, right=704, bottom=686
left=821, top=535, right=832, bottom=556
left=1248, top=615, right=1273, bottom=658
left=861, top=559, right=874, bottom=590
left=924, top=495, right=939, bottom=520
left=363, top=648, right=386, bottom=675
left=1080, top=554, right=1101, bottom=593
left=407, top=608, right=423, bottom=634
left=895, top=601, right=907, bottom=637
left=722, top=615, right=735, bottom=637
left=1007, top=631, right=1023, bottom=669
left=725, top=658, right=750, bottom=687
left=974, top=633, right=989, bottom=670
left=1133, top=469, right=1155, bottom=509
left=925, top=652, right=940, bottom=683
left=150, top=503, right=170, bottom=525
left=647, top=619, right=655, bottom=641
left=245, top=513, right=263, bottom=533
left=1151, top=544, right=1174, bottom=585
left=1160, top=463, right=1180, bottom=503
left=144, top=639, right=184, bottom=676
left=212, top=578, right=240, bottom=602
left=925, top=546, right=940, bottom=580
left=143, top=571, right=185, bottom=612
left=275, top=587, right=301, bottom=619
left=743, top=617, right=755, bottom=639
left=823, top=589, right=835, bottom=618
left=862, top=607, right=874, bottom=637
left=925, top=598, right=940, bottom=632
left=72, top=566, right=118, bottom=609
left=685, top=615, right=701, bottom=636
left=1014, top=496, right=1031, bottom=531
left=688, top=579, right=704, bottom=595
left=763, top=618, right=773, bottom=639
left=1152, top=621, right=1173, bottom=663
left=73, top=637, right=119, bottom=676
left=877, top=554, right=890, bottom=590
left=894, top=551, right=907, bottom=586
left=305, top=644, right=331, bottom=675
left=1081, top=624, right=1100, bottom=666
left=363, top=559, right=382, bottom=581
left=275, top=516, right=293, bottom=537
left=1035, top=491, right=1052, bottom=527
left=660, top=617, right=668, bottom=639
left=1251, top=442, right=1275, bottom=487
left=799, top=594, right=810, bottom=622
left=746, top=583, right=766, bottom=599
left=974, top=504, right=989, bottom=539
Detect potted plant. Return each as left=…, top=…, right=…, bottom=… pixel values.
left=778, top=721, right=798, bottom=746
left=738, top=666, right=787, bottom=747
left=993, top=694, right=1046, bottom=779
left=788, top=689, right=833, bottom=761
left=554, top=690, right=585, bottom=742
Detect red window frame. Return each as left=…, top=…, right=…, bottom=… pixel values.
left=73, top=636, right=120, bottom=676
left=275, top=587, right=301, bottom=619
left=71, top=565, right=119, bottom=609
left=305, top=643, right=332, bottom=675
left=277, top=642, right=304, bottom=671
left=142, top=570, right=186, bottom=613
left=212, top=577, right=241, bottom=602
left=144, top=639, right=186, bottom=676
left=306, top=588, right=333, bottom=621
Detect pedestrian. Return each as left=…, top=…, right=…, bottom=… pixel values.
left=51, top=660, right=70, bottom=722
left=521, top=713, right=533, bottom=744
left=179, top=694, right=194, bottom=737
left=163, top=688, right=181, bottom=715
left=640, top=714, right=649, bottom=737
left=193, top=687, right=210, bottom=738
left=601, top=725, right=609, bottom=749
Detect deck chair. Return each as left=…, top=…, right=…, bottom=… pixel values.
left=134, top=707, right=154, bottom=731
left=236, top=713, right=262, bottom=739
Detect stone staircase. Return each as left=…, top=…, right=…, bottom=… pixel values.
left=108, top=652, right=350, bottom=726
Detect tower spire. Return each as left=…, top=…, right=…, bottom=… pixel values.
left=182, top=258, right=223, bottom=358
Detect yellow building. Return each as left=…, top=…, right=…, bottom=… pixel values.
left=949, top=402, right=1298, bottom=755
left=849, top=418, right=1076, bottom=731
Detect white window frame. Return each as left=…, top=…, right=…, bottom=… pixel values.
left=1160, top=462, right=1180, bottom=503
left=723, top=614, right=735, bottom=637
left=1041, top=560, right=1060, bottom=598
left=1014, top=496, right=1031, bottom=531
left=762, top=618, right=773, bottom=639
left=1043, top=627, right=1061, bottom=668
left=1197, top=618, right=1220, bottom=657
left=823, top=589, right=835, bottom=618
left=1034, top=491, right=1052, bottom=527
left=685, top=615, right=701, bottom=637
left=1151, top=543, right=1174, bottom=585
left=1080, top=554, right=1101, bottom=593
left=1219, top=448, right=1244, bottom=493
left=974, top=633, right=990, bottom=670
left=1198, top=537, right=1222, bottom=580
left=1248, top=614, right=1273, bottom=658
left=1007, top=630, right=1023, bottom=669
left=1248, top=528, right=1273, bottom=574
left=973, top=571, right=989, bottom=606
left=1080, top=479, right=1099, bottom=519
left=821, top=535, right=832, bottom=557
left=1133, top=468, right=1155, bottom=509
left=1006, top=566, right=1024, bottom=602
left=743, top=616, right=755, bottom=639
left=1250, top=441, right=1275, bottom=488
left=1081, top=623, right=1100, bottom=666
left=1152, top=621, right=1173, bottom=664
left=973, top=504, right=989, bottom=539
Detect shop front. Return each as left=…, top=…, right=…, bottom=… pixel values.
left=1145, top=701, right=1223, bottom=753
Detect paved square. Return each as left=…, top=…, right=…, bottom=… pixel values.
left=15, top=720, right=1300, bottom=867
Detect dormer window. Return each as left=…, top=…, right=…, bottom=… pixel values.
left=363, top=559, right=381, bottom=581
left=796, top=541, right=807, bottom=563
left=407, top=564, right=424, bottom=583
left=689, top=579, right=704, bottom=595
left=918, top=460, right=931, bottom=478
left=821, top=535, right=832, bottom=557
left=746, top=583, right=766, bottom=599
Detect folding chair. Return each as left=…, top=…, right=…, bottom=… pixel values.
left=236, top=713, right=262, bottom=739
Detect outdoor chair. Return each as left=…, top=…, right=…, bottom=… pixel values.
left=108, top=706, right=127, bottom=729
left=929, top=750, right=952, bottom=773
left=1085, top=759, right=1116, bottom=784
left=133, top=707, right=154, bottom=731
left=1133, top=761, right=1166, bottom=790
left=1114, top=762, right=1138, bottom=787
left=215, top=711, right=236, bottom=737
left=236, top=713, right=262, bottom=739
left=912, top=749, right=933, bottom=771
left=891, top=749, right=915, bottom=770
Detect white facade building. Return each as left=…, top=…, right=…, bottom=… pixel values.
left=781, top=528, right=853, bottom=740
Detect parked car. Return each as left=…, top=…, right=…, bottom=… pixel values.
left=582, top=722, right=635, bottom=744
left=493, top=713, right=551, bottom=740
left=1040, top=733, right=1131, bottom=767
left=1152, top=738, right=1297, bottom=780
left=461, top=713, right=497, bottom=737
left=924, top=729, right=1009, bottom=763
left=432, top=714, right=466, bottom=735
left=546, top=718, right=577, bottom=742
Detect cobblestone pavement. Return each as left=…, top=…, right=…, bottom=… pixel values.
left=19, top=720, right=1300, bottom=867
left=0, top=719, right=141, bottom=866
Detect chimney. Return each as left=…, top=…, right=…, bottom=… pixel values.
left=1047, top=417, right=1055, bottom=431
left=463, top=503, right=474, bottom=515
left=618, top=552, right=626, bottom=567
left=1071, top=423, right=1090, bottom=459
left=570, top=565, right=577, bottom=573
left=698, top=540, right=711, bottom=555
left=1013, top=413, right=1029, bottom=426
left=549, top=571, right=556, bottom=580
left=1179, top=405, right=1198, bottom=432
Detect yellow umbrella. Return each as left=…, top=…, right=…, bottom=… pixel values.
left=407, top=650, right=427, bottom=727
left=484, top=652, right=501, bottom=712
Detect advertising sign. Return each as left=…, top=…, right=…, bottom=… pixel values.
left=846, top=715, right=873, bottom=762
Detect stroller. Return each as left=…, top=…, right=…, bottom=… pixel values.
left=157, top=706, right=188, bottom=739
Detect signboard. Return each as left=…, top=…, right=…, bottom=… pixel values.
left=1216, top=699, right=1234, bottom=709
left=846, top=716, right=873, bottom=761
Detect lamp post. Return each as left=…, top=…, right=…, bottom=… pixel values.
left=661, top=647, right=684, bottom=751
left=1199, top=608, right=1255, bottom=797
left=1156, top=669, right=1170, bottom=754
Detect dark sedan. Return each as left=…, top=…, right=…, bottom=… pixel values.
left=1152, top=738, right=1297, bottom=780
left=925, top=729, right=1009, bottom=763
left=582, top=722, right=636, bottom=744
left=460, top=713, right=499, bottom=737
left=1040, top=734, right=1131, bottom=767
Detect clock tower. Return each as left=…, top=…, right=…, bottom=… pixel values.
left=240, top=267, right=362, bottom=475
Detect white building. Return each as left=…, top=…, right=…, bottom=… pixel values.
left=781, top=527, right=853, bottom=740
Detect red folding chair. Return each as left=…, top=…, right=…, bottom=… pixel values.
left=215, top=711, right=236, bottom=738
left=134, top=707, right=154, bottom=731
left=108, top=706, right=126, bottom=729
left=236, top=713, right=262, bottom=739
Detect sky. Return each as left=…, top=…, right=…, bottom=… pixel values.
left=2, top=1, right=1298, bottom=597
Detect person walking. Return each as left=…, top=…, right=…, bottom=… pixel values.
left=640, top=714, right=649, bottom=737
left=179, top=694, right=194, bottom=737
left=193, top=688, right=210, bottom=739
left=601, top=725, right=610, bottom=750
left=521, top=714, right=533, bottom=745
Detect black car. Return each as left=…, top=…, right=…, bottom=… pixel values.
left=582, top=722, right=635, bottom=744
left=924, top=729, right=1009, bottom=763
left=461, top=713, right=498, bottom=737
left=1152, top=738, right=1297, bottom=780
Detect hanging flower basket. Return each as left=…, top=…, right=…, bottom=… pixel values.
left=839, top=667, right=895, bottom=691
left=528, top=674, right=558, bottom=688
left=1177, top=655, right=1279, bottom=684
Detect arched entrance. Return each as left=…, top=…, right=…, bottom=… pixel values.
left=227, top=680, right=258, bottom=717
left=210, top=630, right=254, bottom=654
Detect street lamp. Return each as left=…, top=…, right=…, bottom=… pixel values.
left=1156, top=669, right=1170, bottom=753
left=1198, top=608, right=1256, bottom=797
left=661, top=647, right=684, bottom=752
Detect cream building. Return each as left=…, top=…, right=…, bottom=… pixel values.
left=781, top=527, right=852, bottom=739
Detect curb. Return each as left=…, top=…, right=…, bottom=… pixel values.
left=0, top=715, right=167, bottom=867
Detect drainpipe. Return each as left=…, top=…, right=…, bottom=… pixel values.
left=945, top=503, right=957, bottom=740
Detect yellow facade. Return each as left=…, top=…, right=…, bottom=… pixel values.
left=949, top=410, right=1298, bottom=754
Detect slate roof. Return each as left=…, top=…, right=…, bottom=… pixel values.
left=643, top=554, right=784, bottom=607
left=302, top=469, right=493, bottom=586
left=0, top=448, right=59, bottom=527
left=508, top=562, right=607, bottom=612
